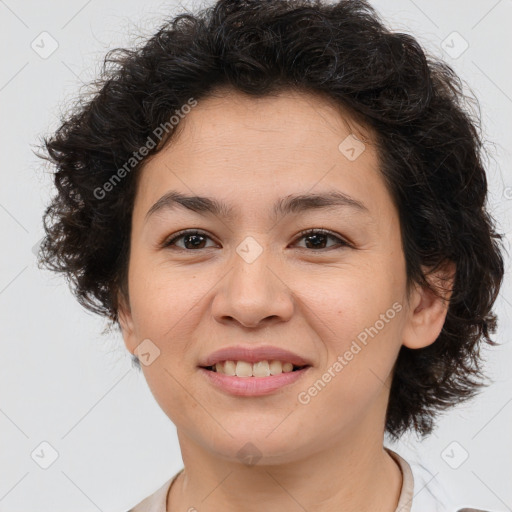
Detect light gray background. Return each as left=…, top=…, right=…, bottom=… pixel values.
left=0, top=0, right=511, bottom=510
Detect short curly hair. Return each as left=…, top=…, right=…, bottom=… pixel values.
left=35, top=0, right=505, bottom=440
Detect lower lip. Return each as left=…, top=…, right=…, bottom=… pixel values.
left=198, top=367, right=311, bottom=396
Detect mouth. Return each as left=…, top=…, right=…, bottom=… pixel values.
left=198, top=362, right=312, bottom=396
left=200, top=363, right=310, bottom=375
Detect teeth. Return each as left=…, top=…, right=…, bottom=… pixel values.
left=212, top=360, right=297, bottom=377
left=223, top=360, right=236, bottom=375
left=253, top=361, right=270, bottom=377
left=236, top=361, right=253, bottom=377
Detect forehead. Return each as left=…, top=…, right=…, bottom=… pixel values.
left=174, top=87, right=371, bottom=150
left=134, top=88, right=395, bottom=226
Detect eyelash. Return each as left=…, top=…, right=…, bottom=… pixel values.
left=162, top=228, right=350, bottom=251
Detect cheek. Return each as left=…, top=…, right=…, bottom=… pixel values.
left=295, top=265, right=403, bottom=386
left=299, top=298, right=402, bottom=428
left=127, top=256, right=206, bottom=333
left=292, top=260, right=400, bottom=328
left=139, top=363, right=200, bottom=432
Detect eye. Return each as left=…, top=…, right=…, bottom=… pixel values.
left=292, top=228, right=350, bottom=250
left=163, top=230, right=217, bottom=250
left=162, top=228, right=350, bottom=251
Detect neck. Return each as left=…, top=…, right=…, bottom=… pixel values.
left=167, top=428, right=402, bottom=512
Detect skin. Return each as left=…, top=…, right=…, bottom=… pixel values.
left=118, top=87, right=454, bottom=512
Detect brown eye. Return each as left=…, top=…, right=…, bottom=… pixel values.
left=293, top=229, right=349, bottom=250
left=163, top=230, right=216, bottom=250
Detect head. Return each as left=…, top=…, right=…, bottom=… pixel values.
left=37, top=0, right=504, bottom=450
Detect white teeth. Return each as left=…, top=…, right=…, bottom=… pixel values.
left=223, top=360, right=236, bottom=376
left=212, top=360, right=298, bottom=377
left=235, top=361, right=253, bottom=377
left=253, top=361, right=270, bottom=377
left=282, top=362, right=294, bottom=373
left=269, top=360, right=283, bottom=375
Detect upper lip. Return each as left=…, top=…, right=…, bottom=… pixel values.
left=198, top=345, right=312, bottom=367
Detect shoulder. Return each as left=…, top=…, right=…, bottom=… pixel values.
left=126, top=469, right=183, bottom=512
left=125, top=477, right=172, bottom=512
left=386, top=447, right=493, bottom=512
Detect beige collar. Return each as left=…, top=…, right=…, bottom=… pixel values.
left=386, top=447, right=415, bottom=512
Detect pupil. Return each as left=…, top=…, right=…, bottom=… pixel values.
left=305, top=233, right=326, bottom=249
left=186, top=234, right=205, bottom=249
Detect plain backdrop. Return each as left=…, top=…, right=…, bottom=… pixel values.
left=0, top=0, right=511, bottom=511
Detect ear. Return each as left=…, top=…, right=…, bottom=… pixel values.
left=402, top=260, right=456, bottom=350
left=117, top=291, right=138, bottom=356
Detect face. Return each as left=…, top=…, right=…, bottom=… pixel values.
left=118, top=88, right=446, bottom=464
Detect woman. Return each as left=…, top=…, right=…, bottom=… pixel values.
left=36, top=0, right=505, bottom=510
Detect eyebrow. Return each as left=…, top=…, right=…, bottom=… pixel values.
left=145, top=189, right=370, bottom=223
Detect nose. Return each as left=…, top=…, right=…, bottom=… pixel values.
left=211, top=240, right=294, bottom=329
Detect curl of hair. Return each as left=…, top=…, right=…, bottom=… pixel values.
left=35, top=0, right=505, bottom=440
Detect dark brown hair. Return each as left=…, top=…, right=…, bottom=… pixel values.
left=35, top=0, right=505, bottom=440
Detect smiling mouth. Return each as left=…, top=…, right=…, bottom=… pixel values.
left=200, top=363, right=310, bottom=375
